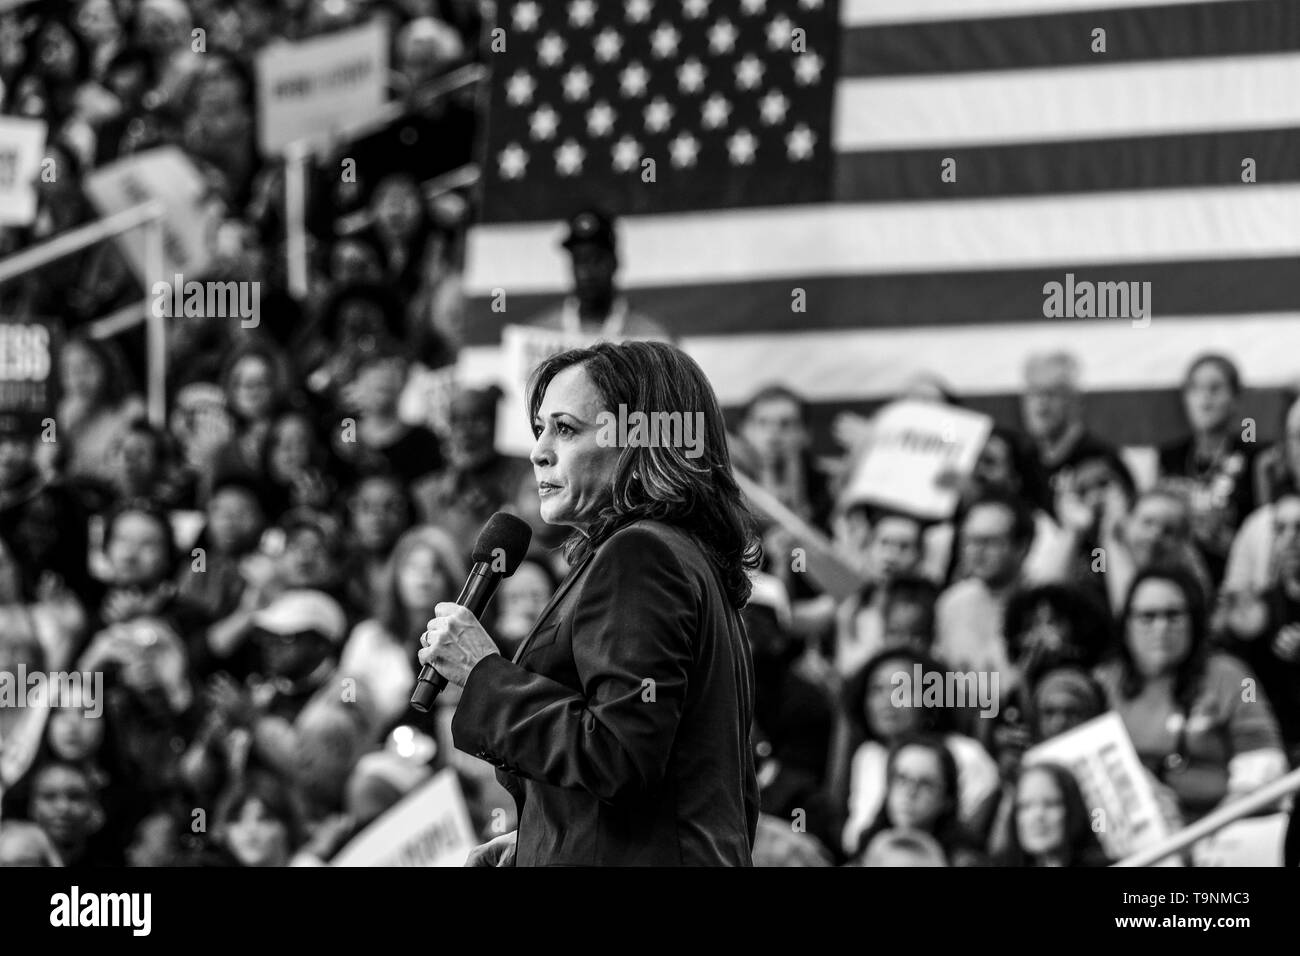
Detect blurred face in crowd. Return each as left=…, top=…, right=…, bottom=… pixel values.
left=881, top=600, right=930, bottom=652
left=1183, top=360, right=1236, bottom=435
left=530, top=364, right=620, bottom=534
left=886, top=745, right=949, bottom=832
left=114, top=429, right=161, bottom=495
left=0, top=436, right=33, bottom=489
left=229, top=355, right=276, bottom=422
left=866, top=516, right=921, bottom=583
left=338, top=300, right=390, bottom=352
left=961, top=503, right=1024, bottom=588
left=257, top=628, right=332, bottom=680
left=350, top=477, right=407, bottom=551
left=330, top=239, right=383, bottom=286
left=972, top=434, right=1017, bottom=496
left=47, top=707, right=106, bottom=762
left=0, top=15, right=24, bottom=75
left=1015, top=768, right=1068, bottom=860
left=30, top=765, right=101, bottom=850
left=268, top=415, right=314, bottom=482
left=372, top=176, right=423, bottom=244
left=1125, top=578, right=1192, bottom=679
left=62, top=342, right=106, bottom=403
left=448, top=392, right=496, bottom=466
left=397, top=542, right=454, bottom=614
left=352, top=358, right=406, bottom=416
left=864, top=656, right=920, bottom=742
left=1072, top=455, right=1123, bottom=513
left=107, top=511, right=171, bottom=587
left=1272, top=495, right=1300, bottom=583
left=223, top=797, right=290, bottom=867
left=496, top=561, right=553, bottom=636
left=281, top=527, right=337, bottom=588
left=75, top=0, right=121, bottom=47
left=189, top=70, right=252, bottom=147
left=36, top=22, right=80, bottom=83
left=208, top=487, right=265, bottom=554
left=1022, top=358, right=1077, bottom=443
left=136, top=0, right=189, bottom=53
left=568, top=243, right=617, bottom=306
left=1125, top=493, right=1188, bottom=568
left=741, top=394, right=806, bottom=465
left=1034, top=673, right=1098, bottom=741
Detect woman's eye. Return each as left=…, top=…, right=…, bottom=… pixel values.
left=555, top=422, right=573, bottom=437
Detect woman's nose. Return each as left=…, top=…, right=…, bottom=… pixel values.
left=530, top=436, right=551, bottom=467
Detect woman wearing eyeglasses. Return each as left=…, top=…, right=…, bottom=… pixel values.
left=1096, top=566, right=1288, bottom=823
left=849, top=734, right=988, bottom=866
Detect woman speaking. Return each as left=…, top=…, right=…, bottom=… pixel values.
left=418, top=340, right=762, bottom=866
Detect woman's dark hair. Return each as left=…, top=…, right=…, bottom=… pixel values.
left=1183, top=353, right=1242, bottom=397
left=1114, top=564, right=1209, bottom=712
left=842, top=647, right=956, bottom=744
left=525, top=340, right=761, bottom=609
left=1003, top=583, right=1114, bottom=681
left=103, top=497, right=179, bottom=578
left=214, top=771, right=304, bottom=851
left=994, top=761, right=1111, bottom=867
left=854, top=733, right=970, bottom=860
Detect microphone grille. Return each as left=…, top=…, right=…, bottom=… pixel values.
left=471, top=512, right=534, bottom=576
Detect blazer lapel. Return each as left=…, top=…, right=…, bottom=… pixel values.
left=510, top=550, right=596, bottom=663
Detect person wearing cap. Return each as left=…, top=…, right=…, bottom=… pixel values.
left=524, top=209, right=674, bottom=341
left=246, top=588, right=349, bottom=724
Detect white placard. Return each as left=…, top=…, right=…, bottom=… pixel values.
left=1191, top=813, right=1287, bottom=867
left=495, top=324, right=600, bottom=456
left=331, top=769, right=477, bottom=867
left=255, top=21, right=389, bottom=156
left=0, top=117, right=47, bottom=226
left=840, top=400, right=993, bottom=520
left=84, top=147, right=214, bottom=280
left=1024, top=711, right=1175, bottom=863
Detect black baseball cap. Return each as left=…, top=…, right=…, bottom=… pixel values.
left=561, top=208, right=617, bottom=253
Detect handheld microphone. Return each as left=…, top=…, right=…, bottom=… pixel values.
left=409, top=511, right=533, bottom=712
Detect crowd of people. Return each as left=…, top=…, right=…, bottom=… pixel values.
left=742, top=354, right=1300, bottom=866
left=0, top=0, right=1296, bottom=868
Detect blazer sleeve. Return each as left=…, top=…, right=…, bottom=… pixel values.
left=452, top=526, right=697, bottom=803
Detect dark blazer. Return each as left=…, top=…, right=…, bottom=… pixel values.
left=452, top=519, right=760, bottom=865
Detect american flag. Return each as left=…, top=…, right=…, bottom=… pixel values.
left=460, top=0, right=1300, bottom=447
